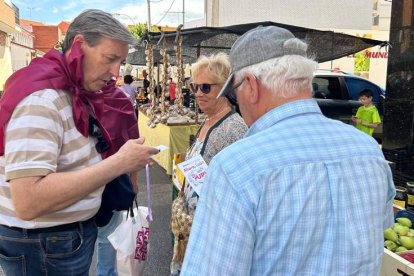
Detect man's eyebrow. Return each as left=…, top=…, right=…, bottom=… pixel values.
left=105, top=54, right=122, bottom=60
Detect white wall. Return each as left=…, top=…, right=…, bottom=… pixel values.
left=10, top=27, right=34, bottom=72
left=207, top=0, right=372, bottom=29
left=202, top=0, right=391, bottom=88
left=378, top=0, right=392, bottom=31
left=10, top=44, right=31, bottom=71
left=185, top=18, right=206, bottom=29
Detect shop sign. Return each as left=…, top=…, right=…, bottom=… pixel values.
left=348, top=51, right=388, bottom=59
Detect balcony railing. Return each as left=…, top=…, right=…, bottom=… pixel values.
left=12, top=3, right=19, bottom=25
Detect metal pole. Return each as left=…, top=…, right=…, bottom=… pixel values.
left=205, top=0, right=207, bottom=26
left=147, top=0, right=152, bottom=30
left=183, top=0, right=185, bottom=27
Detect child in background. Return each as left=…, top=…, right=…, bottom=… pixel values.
left=351, top=89, right=381, bottom=136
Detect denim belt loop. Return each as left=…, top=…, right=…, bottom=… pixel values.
left=78, top=221, right=84, bottom=235
left=21, top=228, right=28, bottom=238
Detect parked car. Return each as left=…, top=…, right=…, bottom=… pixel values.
left=312, top=70, right=386, bottom=141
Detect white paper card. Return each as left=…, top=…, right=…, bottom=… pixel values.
left=154, top=145, right=169, bottom=153
left=177, top=155, right=208, bottom=195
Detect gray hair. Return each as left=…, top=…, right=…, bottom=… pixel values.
left=62, top=9, right=137, bottom=52
left=235, top=38, right=318, bottom=98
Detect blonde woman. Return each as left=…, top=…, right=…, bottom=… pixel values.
left=170, top=53, right=248, bottom=275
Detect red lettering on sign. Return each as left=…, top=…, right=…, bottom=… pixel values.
left=192, top=171, right=206, bottom=180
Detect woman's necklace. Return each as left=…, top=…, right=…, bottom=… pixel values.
left=205, top=106, right=231, bottom=122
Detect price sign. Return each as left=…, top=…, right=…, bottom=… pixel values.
left=177, top=155, right=208, bottom=195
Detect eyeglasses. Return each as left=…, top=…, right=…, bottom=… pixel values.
left=89, top=116, right=110, bottom=153
left=189, top=83, right=218, bottom=94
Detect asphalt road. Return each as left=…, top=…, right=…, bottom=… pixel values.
left=135, top=163, right=173, bottom=276
left=89, top=162, right=173, bottom=276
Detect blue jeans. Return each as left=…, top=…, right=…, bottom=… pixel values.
left=96, top=211, right=123, bottom=276
left=0, top=218, right=97, bottom=276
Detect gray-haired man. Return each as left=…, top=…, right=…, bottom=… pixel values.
left=0, top=9, right=158, bottom=275
left=182, top=26, right=395, bottom=275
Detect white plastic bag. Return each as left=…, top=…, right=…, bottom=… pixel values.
left=108, top=206, right=150, bottom=276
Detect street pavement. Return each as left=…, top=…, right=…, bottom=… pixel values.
left=135, top=162, right=173, bottom=276
left=0, top=163, right=172, bottom=276
left=89, top=162, right=173, bottom=275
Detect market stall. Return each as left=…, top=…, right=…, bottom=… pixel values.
left=138, top=110, right=199, bottom=175
left=128, top=21, right=388, bottom=66
left=131, top=20, right=389, bottom=196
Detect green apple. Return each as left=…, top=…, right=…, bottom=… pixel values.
left=397, top=217, right=413, bottom=228
left=394, top=224, right=409, bottom=236
left=400, top=236, right=414, bottom=250
left=384, top=228, right=399, bottom=243
left=408, top=229, right=414, bottom=237
left=384, top=240, right=398, bottom=251
left=395, top=246, right=408, bottom=253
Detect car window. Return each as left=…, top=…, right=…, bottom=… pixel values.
left=344, top=77, right=381, bottom=103
left=312, top=77, right=342, bottom=99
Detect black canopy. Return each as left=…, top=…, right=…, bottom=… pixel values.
left=127, top=21, right=388, bottom=65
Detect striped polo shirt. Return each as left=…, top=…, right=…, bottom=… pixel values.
left=0, top=89, right=103, bottom=228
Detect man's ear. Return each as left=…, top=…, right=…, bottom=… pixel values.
left=72, top=34, right=85, bottom=46
left=244, top=72, right=260, bottom=104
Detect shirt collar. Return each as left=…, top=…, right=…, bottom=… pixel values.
left=245, top=99, right=322, bottom=137
left=362, top=105, right=375, bottom=110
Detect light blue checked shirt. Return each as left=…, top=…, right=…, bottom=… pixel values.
left=181, top=99, right=395, bottom=276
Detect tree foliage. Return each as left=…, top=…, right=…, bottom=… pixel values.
left=129, top=23, right=159, bottom=39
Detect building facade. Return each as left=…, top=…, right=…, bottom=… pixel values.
left=0, top=0, right=16, bottom=92
left=205, top=0, right=373, bottom=29
left=11, top=24, right=35, bottom=72
left=201, top=0, right=391, bottom=87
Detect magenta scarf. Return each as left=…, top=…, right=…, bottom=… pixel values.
left=0, top=43, right=138, bottom=157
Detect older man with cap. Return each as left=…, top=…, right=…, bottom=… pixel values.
left=181, top=26, right=395, bottom=275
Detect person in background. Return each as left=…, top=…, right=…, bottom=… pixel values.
left=170, top=52, right=248, bottom=275
left=142, top=69, right=150, bottom=96
left=120, top=74, right=137, bottom=106
left=120, top=74, right=138, bottom=119
left=182, top=26, right=395, bottom=275
left=351, top=88, right=381, bottom=136
left=168, top=77, right=177, bottom=103
left=0, top=9, right=158, bottom=275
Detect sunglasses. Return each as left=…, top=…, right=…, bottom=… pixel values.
left=189, top=83, right=218, bottom=94
left=89, top=116, right=110, bottom=153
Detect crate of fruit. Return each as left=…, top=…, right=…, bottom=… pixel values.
left=381, top=210, right=414, bottom=275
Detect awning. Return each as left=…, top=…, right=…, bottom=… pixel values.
left=126, top=21, right=388, bottom=65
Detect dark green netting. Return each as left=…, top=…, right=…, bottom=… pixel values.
left=127, top=21, right=388, bottom=65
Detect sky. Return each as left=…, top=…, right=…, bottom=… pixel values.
left=12, top=0, right=204, bottom=27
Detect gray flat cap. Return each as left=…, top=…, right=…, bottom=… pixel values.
left=218, top=25, right=307, bottom=97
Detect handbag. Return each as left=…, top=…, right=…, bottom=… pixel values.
left=108, top=202, right=150, bottom=276
left=171, top=181, right=193, bottom=263
left=95, top=174, right=136, bottom=227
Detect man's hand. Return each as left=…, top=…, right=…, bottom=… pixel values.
left=114, top=137, right=160, bottom=174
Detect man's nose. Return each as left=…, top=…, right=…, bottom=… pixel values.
left=109, top=62, right=122, bottom=78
